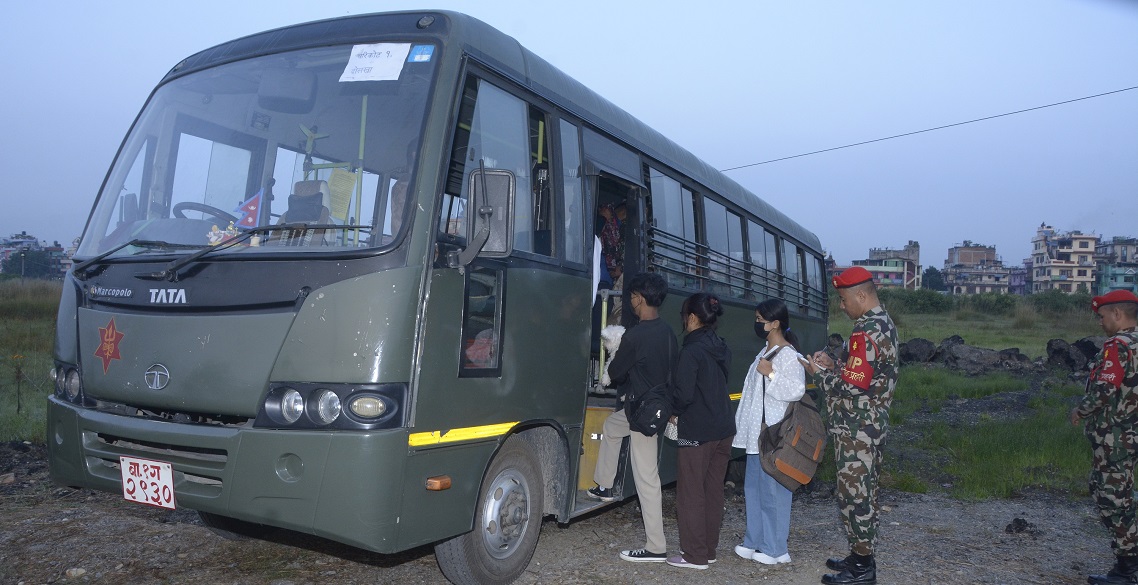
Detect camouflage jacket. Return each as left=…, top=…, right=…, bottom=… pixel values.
left=1077, top=328, right=1138, bottom=446
left=814, top=305, right=899, bottom=445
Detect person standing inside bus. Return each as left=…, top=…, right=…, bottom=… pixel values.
left=732, top=298, right=806, bottom=566
left=587, top=272, right=678, bottom=563
left=806, top=266, right=898, bottom=585
left=666, top=292, right=734, bottom=570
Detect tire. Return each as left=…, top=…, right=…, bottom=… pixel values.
left=197, top=510, right=276, bottom=541
left=435, top=435, right=544, bottom=585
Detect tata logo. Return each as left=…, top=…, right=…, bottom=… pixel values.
left=149, top=289, right=187, bottom=304
left=144, top=364, right=170, bottom=390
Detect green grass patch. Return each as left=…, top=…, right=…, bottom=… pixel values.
left=891, top=367, right=1028, bottom=425
left=885, top=371, right=1089, bottom=500
left=0, top=281, right=59, bottom=442
left=921, top=399, right=1087, bottom=499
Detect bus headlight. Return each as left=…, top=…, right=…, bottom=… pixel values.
left=64, top=369, right=82, bottom=401
left=280, top=389, right=305, bottom=423
left=349, top=395, right=387, bottom=419
left=313, top=389, right=342, bottom=424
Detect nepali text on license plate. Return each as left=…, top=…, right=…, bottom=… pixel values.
left=120, top=456, right=176, bottom=510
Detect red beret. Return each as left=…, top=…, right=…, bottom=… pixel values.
left=833, top=266, right=874, bottom=289
left=1092, top=290, right=1138, bottom=313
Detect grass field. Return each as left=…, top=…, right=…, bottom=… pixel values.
left=829, top=306, right=1101, bottom=359
left=0, top=279, right=60, bottom=443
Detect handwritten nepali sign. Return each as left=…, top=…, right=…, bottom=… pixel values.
left=120, top=456, right=175, bottom=510
left=340, top=43, right=412, bottom=82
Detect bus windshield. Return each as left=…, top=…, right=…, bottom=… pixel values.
left=77, top=42, right=438, bottom=258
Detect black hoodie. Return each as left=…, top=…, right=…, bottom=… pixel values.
left=671, top=327, right=735, bottom=443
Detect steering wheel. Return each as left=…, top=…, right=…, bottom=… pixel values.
left=172, top=201, right=239, bottom=224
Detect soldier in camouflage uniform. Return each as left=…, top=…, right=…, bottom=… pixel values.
left=805, top=266, right=898, bottom=585
left=1071, top=290, right=1138, bottom=585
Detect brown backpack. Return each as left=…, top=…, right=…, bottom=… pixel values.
left=758, top=349, right=827, bottom=491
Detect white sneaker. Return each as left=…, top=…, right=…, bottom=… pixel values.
left=753, top=551, right=791, bottom=564
left=734, top=544, right=756, bottom=560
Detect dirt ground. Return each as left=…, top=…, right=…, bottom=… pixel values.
left=0, top=440, right=1116, bottom=585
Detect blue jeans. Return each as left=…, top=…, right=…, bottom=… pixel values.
left=743, top=453, right=793, bottom=556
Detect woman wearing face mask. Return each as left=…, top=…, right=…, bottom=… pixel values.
left=732, top=298, right=807, bottom=565
left=665, top=292, right=735, bottom=571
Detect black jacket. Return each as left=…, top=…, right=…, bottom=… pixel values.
left=672, top=327, right=735, bottom=443
left=608, top=318, right=678, bottom=404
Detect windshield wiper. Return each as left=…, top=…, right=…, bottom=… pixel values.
left=72, top=239, right=200, bottom=280
left=139, top=225, right=283, bottom=281
left=139, top=224, right=373, bottom=281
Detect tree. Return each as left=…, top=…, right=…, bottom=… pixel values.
left=922, top=266, right=946, bottom=291
left=0, top=249, right=59, bottom=279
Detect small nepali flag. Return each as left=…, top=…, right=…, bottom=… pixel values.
left=234, top=189, right=263, bottom=228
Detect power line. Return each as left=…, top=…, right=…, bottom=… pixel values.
left=719, top=85, right=1138, bottom=172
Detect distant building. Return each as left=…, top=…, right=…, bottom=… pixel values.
left=1030, top=223, right=1098, bottom=294
left=1096, top=235, right=1138, bottom=295
left=864, top=239, right=919, bottom=289
left=0, top=231, right=68, bottom=278
left=844, top=240, right=921, bottom=290
left=942, top=240, right=1010, bottom=294
left=1008, top=265, right=1028, bottom=296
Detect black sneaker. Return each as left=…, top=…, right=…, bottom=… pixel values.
left=620, top=548, right=667, bottom=562
left=587, top=485, right=615, bottom=502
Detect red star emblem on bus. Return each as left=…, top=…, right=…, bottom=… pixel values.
left=94, top=318, right=125, bottom=373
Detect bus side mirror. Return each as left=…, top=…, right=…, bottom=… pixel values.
left=453, top=168, right=514, bottom=266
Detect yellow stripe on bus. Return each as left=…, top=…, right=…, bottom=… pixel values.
left=408, top=422, right=519, bottom=447
left=730, top=383, right=816, bottom=402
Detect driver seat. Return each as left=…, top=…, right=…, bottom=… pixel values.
left=277, top=180, right=331, bottom=245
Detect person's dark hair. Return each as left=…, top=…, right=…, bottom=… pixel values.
left=756, top=298, right=800, bottom=351
left=682, top=292, right=725, bottom=329
left=626, top=272, right=668, bottom=307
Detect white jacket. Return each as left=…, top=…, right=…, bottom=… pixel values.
left=731, top=343, right=806, bottom=455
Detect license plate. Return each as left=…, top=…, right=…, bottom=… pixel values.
left=120, top=456, right=176, bottom=510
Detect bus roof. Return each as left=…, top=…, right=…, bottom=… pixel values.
left=163, top=10, right=822, bottom=254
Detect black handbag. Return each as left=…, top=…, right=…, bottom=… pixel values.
left=628, top=382, right=671, bottom=436
left=626, top=334, right=676, bottom=437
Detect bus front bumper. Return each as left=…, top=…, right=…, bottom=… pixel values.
left=47, top=396, right=409, bottom=553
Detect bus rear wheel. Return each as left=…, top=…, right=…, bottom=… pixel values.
left=435, top=435, right=544, bottom=585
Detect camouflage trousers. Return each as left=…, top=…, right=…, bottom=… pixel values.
left=1089, top=438, right=1138, bottom=555
left=833, top=433, right=882, bottom=556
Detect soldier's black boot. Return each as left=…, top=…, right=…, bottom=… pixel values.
left=825, top=554, right=852, bottom=571
left=821, top=552, right=876, bottom=585
left=1087, top=554, right=1138, bottom=584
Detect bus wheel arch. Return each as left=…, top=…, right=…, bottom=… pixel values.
left=434, top=431, right=546, bottom=585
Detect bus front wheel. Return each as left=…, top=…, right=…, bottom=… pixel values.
left=435, top=435, right=544, bottom=585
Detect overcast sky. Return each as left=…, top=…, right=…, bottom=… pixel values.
left=3, top=0, right=1135, bottom=267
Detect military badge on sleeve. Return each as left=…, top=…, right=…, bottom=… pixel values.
left=1095, top=340, right=1125, bottom=388
left=842, top=331, right=875, bottom=391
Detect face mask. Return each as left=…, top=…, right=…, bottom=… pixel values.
left=755, top=322, right=769, bottom=339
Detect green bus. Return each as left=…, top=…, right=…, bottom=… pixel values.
left=47, top=10, right=827, bottom=584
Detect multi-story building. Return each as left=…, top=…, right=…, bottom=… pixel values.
left=843, top=240, right=921, bottom=290
left=1030, top=223, right=1098, bottom=294
left=1096, top=236, right=1138, bottom=295
left=850, top=257, right=915, bottom=289
left=942, top=240, right=1010, bottom=294
left=1008, top=265, right=1028, bottom=296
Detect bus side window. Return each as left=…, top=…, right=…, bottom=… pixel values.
left=461, top=266, right=504, bottom=375
left=440, top=77, right=528, bottom=248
